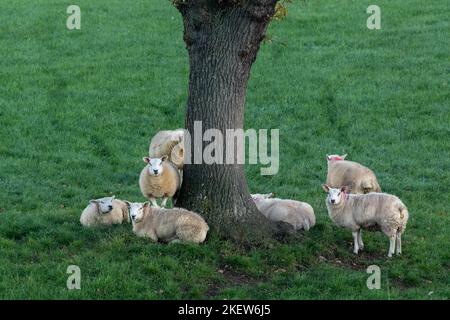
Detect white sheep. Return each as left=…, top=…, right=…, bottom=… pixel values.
left=80, top=196, right=129, bottom=227
left=149, top=129, right=184, bottom=169
left=126, top=202, right=209, bottom=244
left=251, top=193, right=316, bottom=231
left=169, top=141, right=184, bottom=170
left=326, top=154, right=381, bottom=194
left=322, top=184, right=409, bottom=257
left=139, top=155, right=181, bottom=207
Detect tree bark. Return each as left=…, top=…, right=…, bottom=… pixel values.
left=175, top=0, right=279, bottom=242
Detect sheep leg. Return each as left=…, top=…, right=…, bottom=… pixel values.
left=396, top=232, right=402, bottom=255
left=149, top=197, right=159, bottom=208
left=352, top=231, right=359, bottom=254
left=146, top=231, right=158, bottom=242
left=161, top=197, right=168, bottom=208
left=357, top=229, right=364, bottom=250
left=303, top=219, right=310, bottom=231
left=388, top=235, right=396, bottom=258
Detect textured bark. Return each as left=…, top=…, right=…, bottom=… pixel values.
left=175, top=0, right=279, bottom=242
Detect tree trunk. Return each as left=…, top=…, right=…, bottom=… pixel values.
left=175, top=0, right=279, bottom=242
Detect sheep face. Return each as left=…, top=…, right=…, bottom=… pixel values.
left=172, top=142, right=184, bottom=158
left=126, top=202, right=148, bottom=223
left=322, top=185, right=348, bottom=205
left=326, top=154, right=347, bottom=161
left=90, top=196, right=115, bottom=214
left=143, top=156, right=168, bottom=176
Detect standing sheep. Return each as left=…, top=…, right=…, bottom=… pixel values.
left=169, top=141, right=184, bottom=170
left=139, top=156, right=181, bottom=207
left=80, top=196, right=129, bottom=227
left=322, top=184, right=409, bottom=257
left=326, top=154, right=381, bottom=194
left=126, top=202, right=209, bottom=244
left=149, top=129, right=184, bottom=170
left=251, top=193, right=316, bottom=231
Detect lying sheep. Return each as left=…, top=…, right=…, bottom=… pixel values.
left=251, top=193, right=316, bottom=231
left=126, top=202, right=209, bottom=244
left=322, top=184, right=409, bottom=257
left=149, top=129, right=184, bottom=169
left=139, top=155, right=181, bottom=207
left=80, top=196, right=129, bottom=227
left=326, top=154, right=381, bottom=194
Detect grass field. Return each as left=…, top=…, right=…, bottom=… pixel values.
left=0, top=0, right=449, bottom=299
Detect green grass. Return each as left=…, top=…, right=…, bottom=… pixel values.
left=0, top=0, right=449, bottom=299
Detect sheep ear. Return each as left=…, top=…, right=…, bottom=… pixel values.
left=268, top=192, right=274, bottom=198
left=341, top=154, right=348, bottom=160
left=124, top=201, right=130, bottom=208
left=111, top=195, right=115, bottom=200
left=143, top=157, right=150, bottom=163
left=341, top=186, right=349, bottom=193
left=161, top=155, right=168, bottom=162
left=322, top=184, right=330, bottom=192
left=89, top=199, right=98, bottom=204
left=143, top=202, right=149, bottom=209
left=326, top=154, right=331, bottom=161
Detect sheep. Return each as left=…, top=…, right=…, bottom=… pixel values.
left=251, top=193, right=316, bottom=231
left=80, top=196, right=129, bottom=227
left=126, top=202, right=209, bottom=244
left=326, top=154, right=381, bottom=194
left=149, top=129, right=184, bottom=170
left=322, top=184, right=409, bottom=257
left=169, top=141, right=184, bottom=170
left=139, top=155, right=181, bottom=208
